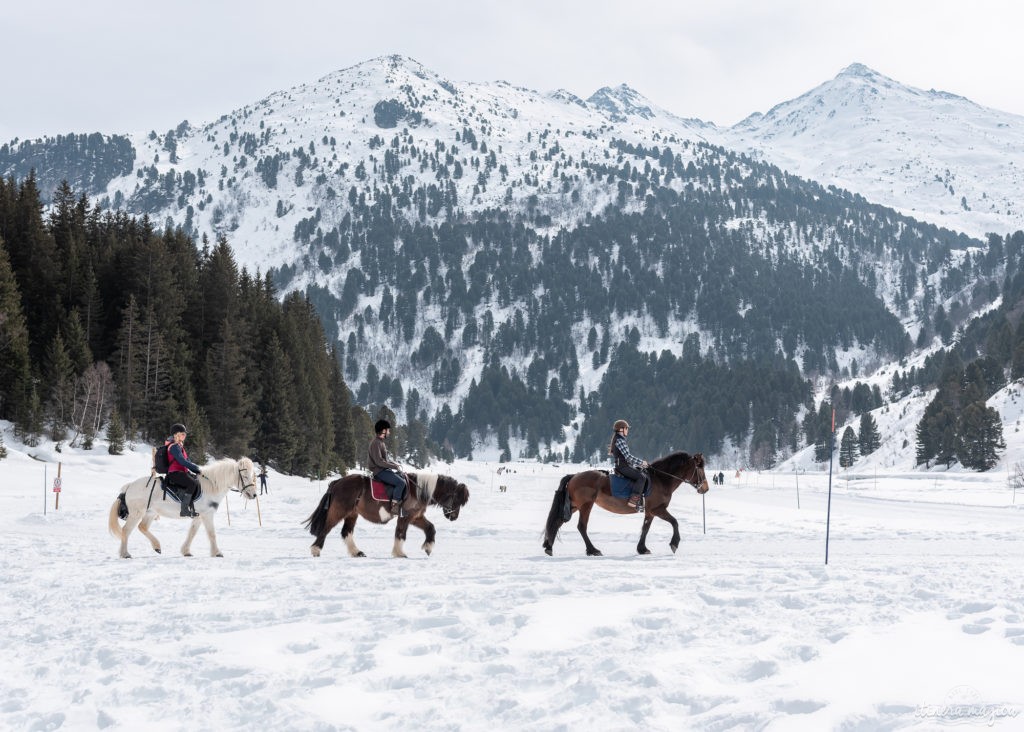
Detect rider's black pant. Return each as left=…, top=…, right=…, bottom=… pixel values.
left=618, top=464, right=649, bottom=497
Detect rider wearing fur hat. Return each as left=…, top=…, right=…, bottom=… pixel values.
left=609, top=419, right=649, bottom=511
left=166, top=423, right=202, bottom=517
left=368, top=419, right=406, bottom=517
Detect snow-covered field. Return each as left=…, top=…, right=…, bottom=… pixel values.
left=1, top=426, right=1022, bottom=731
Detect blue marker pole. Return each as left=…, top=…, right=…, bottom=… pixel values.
left=825, top=407, right=835, bottom=565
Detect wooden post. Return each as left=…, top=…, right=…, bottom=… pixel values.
left=54, top=462, right=62, bottom=511
left=255, top=495, right=262, bottom=527
left=225, top=494, right=231, bottom=526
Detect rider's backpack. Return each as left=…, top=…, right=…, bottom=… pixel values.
left=154, top=443, right=171, bottom=474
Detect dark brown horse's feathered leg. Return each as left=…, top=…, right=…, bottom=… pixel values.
left=408, top=514, right=437, bottom=555
left=636, top=512, right=655, bottom=554
left=576, top=503, right=602, bottom=556
left=340, top=516, right=365, bottom=557
left=654, top=506, right=681, bottom=553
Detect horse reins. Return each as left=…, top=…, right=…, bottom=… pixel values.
left=647, top=463, right=707, bottom=491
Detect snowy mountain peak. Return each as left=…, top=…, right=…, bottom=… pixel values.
left=723, top=62, right=1024, bottom=238
left=587, top=84, right=656, bottom=121
left=836, top=62, right=884, bottom=80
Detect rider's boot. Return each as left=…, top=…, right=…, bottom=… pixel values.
left=627, top=493, right=642, bottom=511
left=179, top=489, right=196, bottom=517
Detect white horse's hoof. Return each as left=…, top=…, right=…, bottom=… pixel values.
left=182, top=552, right=192, bottom=557
left=214, top=552, right=224, bottom=558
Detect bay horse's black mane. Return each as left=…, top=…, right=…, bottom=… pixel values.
left=649, top=451, right=697, bottom=476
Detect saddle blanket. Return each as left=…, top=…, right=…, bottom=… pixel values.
left=609, top=473, right=649, bottom=499
left=370, top=480, right=392, bottom=502
left=370, top=473, right=438, bottom=502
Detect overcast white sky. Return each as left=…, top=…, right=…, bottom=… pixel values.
left=2, top=0, right=1022, bottom=142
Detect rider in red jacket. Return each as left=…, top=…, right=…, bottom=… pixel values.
left=166, top=423, right=202, bottom=517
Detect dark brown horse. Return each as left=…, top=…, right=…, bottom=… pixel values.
left=542, top=452, right=709, bottom=556
left=304, top=472, right=470, bottom=558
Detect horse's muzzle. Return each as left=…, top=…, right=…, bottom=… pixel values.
left=696, top=481, right=709, bottom=494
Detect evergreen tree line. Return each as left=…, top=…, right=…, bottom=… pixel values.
left=0, top=175, right=376, bottom=476
left=887, top=231, right=1024, bottom=472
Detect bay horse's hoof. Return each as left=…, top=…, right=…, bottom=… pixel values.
left=638, top=548, right=652, bottom=555
left=670, top=543, right=679, bottom=554
left=543, top=547, right=552, bottom=556
left=310, top=545, right=321, bottom=557
left=587, top=549, right=603, bottom=557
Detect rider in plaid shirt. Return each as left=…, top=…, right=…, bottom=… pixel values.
left=609, top=419, right=649, bottom=511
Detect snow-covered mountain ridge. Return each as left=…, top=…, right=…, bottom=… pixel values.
left=2, top=55, right=1021, bottom=464
left=723, top=63, right=1024, bottom=239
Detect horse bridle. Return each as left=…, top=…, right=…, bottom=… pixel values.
left=199, top=467, right=256, bottom=495
left=648, top=463, right=707, bottom=491
left=437, top=485, right=460, bottom=518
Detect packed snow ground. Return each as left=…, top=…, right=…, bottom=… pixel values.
left=1, top=424, right=1022, bottom=730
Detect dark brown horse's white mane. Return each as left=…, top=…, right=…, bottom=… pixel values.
left=305, top=471, right=470, bottom=558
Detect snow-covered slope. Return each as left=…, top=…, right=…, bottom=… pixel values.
left=1, top=411, right=1022, bottom=730
left=723, top=63, right=1024, bottom=239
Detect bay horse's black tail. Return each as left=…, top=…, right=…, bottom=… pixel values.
left=543, top=474, right=574, bottom=556
left=303, top=491, right=332, bottom=537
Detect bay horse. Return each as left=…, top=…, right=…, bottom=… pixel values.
left=542, top=451, right=709, bottom=556
left=108, top=457, right=258, bottom=558
left=304, top=472, right=470, bottom=558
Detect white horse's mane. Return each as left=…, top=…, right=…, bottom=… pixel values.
left=415, top=472, right=440, bottom=503
left=199, top=456, right=254, bottom=495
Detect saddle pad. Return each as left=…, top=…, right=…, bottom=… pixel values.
left=609, top=474, right=634, bottom=499
left=370, top=480, right=390, bottom=502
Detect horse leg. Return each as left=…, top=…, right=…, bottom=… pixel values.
left=340, top=516, right=365, bottom=557
left=392, top=516, right=410, bottom=558
left=409, top=514, right=437, bottom=555
left=636, top=512, right=655, bottom=555
left=138, top=514, right=162, bottom=554
left=654, top=507, right=681, bottom=553
left=200, top=512, right=223, bottom=557
left=181, top=516, right=201, bottom=556
left=119, top=510, right=144, bottom=559
left=576, top=502, right=602, bottom=556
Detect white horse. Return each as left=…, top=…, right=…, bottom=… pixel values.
left=108, top=456, right=257, bottom=558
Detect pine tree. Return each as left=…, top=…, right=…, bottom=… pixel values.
left=203, top=318, right=252, bottom=455
left=43, top=331, right=75, bottom=441
left=106, top=411, right=126, bottom=455
left=0, top=429, right=7, bottom=459
left=956, top=402, right=1005, bottom=471
left=858, top=412, right=881, bottom=456
left=0, top=237, right=32, bottom=422
left=255, top=333, right=300, bottom=470
left=839, top=426, right=858, bottom=468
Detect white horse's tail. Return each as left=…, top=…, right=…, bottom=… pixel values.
left=108, top=498, right=124, bottom=537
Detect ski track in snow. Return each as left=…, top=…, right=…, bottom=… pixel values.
left=1, top=446, right=1023, bottom=730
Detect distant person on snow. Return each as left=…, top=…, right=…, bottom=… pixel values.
left=165, top=423, right=201, bottom=517
left=609, top=419, right=649, bottom=511
left=368, top=419, right=406, bottom=517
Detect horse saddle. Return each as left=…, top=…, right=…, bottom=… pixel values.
left=161, top=477, right=201, bottom=505
left=609, top=473, right=648, bottom=499
left=369, top=475, right=414, bottom=503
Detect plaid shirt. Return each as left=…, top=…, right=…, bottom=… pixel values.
left=613, top=434, right=644, bottom=471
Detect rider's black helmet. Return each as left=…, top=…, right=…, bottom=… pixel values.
left=374, top=419, right=391, bottom=434
left=170, top=423, right=187, bottom=435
